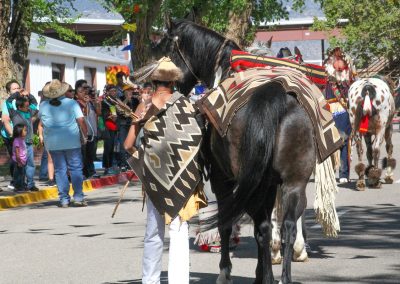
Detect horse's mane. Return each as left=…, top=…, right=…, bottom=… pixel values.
left=169, top=20, right=240, bottom=93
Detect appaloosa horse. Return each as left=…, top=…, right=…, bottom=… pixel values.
left=348, top=78, right=396, bottom=190
left=153, top=18, right=333, bottom=284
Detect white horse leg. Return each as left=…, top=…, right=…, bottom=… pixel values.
left=271, top=206, right=282, bottom=265
left=383, top=124, right=396, bottom=184
left=367, top=133, right=383, bottom=188
left=271, top=187, right=282, bottom=265
left=292, top=216, right=308, bottom=262
left=216, top=268, right=233, bottom=284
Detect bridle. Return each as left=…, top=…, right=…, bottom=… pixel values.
left=172, top=35, right=230, bottom=88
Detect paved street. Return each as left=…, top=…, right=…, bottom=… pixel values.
left=1, top=132, right=400, bottom=284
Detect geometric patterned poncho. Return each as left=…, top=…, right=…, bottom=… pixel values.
left=197, top=66, right=343, bottom=163
left=127, top=92, right=203, bottom=220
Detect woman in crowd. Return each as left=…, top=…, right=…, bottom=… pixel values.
left=38, top=79, right=88, bottom=208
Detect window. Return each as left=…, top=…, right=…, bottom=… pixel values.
left=52, top=63, right=65, bottom=81
left=84, top=67, right=97, bottom=88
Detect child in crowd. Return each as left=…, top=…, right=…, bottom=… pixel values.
left=12, top=124, right=28, bottom=192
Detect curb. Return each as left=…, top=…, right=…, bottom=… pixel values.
left=0, top=171, right=138, bottom=210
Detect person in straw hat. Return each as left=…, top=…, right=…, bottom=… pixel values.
left=124, top=57, right=206, bottom=284
left=38, top=79, right=89, bottom=208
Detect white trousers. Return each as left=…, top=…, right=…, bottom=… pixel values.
left=142, top=197, right=189, bottom=284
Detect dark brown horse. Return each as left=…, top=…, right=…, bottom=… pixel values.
left=153, top=19, right=317, bottom=284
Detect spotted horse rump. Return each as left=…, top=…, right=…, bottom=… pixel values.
left=348, top=78, right=396, bottom=189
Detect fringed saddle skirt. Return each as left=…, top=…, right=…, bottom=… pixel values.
left=230, top=50, right=327, bottom=89
left=127, top=92, right=204, bottom=219
left=197, top=66, right=342, bottom=163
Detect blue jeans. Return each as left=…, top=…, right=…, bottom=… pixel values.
left=13, top=164, right=26, bottom=191
left=39, top=147, right=48, bottom=180
left=50, top=148, right=84, bottom=205
left=26, top=144, right=36, bottom=189
left=339, top=137, right=350, bottom=180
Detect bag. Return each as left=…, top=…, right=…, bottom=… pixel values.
left=105, top=119, right=118, bottom=131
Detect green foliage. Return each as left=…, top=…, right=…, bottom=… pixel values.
left=32, top=134, right=40, bottom=148
left=29, top=0, right=85, bottom=45
left=313, top=0, right=400, bottom=67
left=0, top=137, right=5, bottom=149
left=99, top=0, right=306, bottom=41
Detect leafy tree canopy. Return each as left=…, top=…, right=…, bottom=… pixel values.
left=313, top=0, right=400, bottom=68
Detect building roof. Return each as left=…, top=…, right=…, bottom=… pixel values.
left=29, top=33, right=129, bottom=65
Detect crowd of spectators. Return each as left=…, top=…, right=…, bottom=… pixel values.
left=0, top=72, right=152, bottom=207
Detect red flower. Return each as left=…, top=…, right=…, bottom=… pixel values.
left=133, top=4, right=140, bottom=14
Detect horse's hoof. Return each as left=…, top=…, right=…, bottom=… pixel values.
left=271, top=256, right=282, bottom=265
left=370, top=182, right=382, bottom=189
left=293, top=250, right=309, bottom=262
left=367, top=167, right=382, bottom=180
left=356, top=180, right=366, bottom=191
left=384, top=176, right=394, bottom=184
left=216, top=268, right=232, bottom=284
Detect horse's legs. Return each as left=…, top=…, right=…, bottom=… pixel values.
left=253, top=193, right=276, bottom=284
left=254, top=219, right=264, bottom=284
left=354, top=135, right=366, bottom=191
left=280, top=183, right=307, bottom=284
left=211, top=170, right=234, bottom=284
left=365, top=133, right=383, bottom=188
left=383, top=124, right=396, bottom=184
left=271, top=187, right=282, bottom=265
left=292, top=215, right=308, bottom=262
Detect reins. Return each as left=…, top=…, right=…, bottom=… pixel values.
left=173, top=36, right=230, bottom=87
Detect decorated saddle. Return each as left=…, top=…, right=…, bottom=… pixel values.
left=230, top=50, right=327, bottom=89
left=197, top=66, right=342, bottom=163
left=127, top=92, right=204, bottom=220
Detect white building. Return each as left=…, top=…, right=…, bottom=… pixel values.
left=25, top=33, right=129, bottom=99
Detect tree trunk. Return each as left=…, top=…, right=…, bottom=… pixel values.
left=0, top=0, right=13, bottom=100
left=224, top=2, right=253, bottom=49
left=0, top=0, right=32, bottom=101
left=131, top=0, right=163, bottom=70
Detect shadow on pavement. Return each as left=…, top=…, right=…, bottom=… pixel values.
left=103, top=271, right=256, bottom=283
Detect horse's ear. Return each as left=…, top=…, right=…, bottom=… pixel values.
left=184, top=8, right=196, bottom=22
left=165, top=13, right=174, bottom=31
left=266, top=36, right=273, bottom=48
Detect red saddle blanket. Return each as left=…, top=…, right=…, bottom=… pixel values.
left=230, top=50, right=327, bottom=89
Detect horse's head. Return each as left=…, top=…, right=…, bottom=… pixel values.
left=151, top=17, right=240, bottom=95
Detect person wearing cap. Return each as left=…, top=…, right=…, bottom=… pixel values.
left=124, top=57, right=206, bottom=284
left=38, top=79, right=88, bottom=208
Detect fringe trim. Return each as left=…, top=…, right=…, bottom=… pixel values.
left=314, top=158, right=340, bottom=237
left=194, top=224, right=241, bottom=246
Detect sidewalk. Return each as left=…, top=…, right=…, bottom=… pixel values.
left=0, top=169, right=138, bottom=210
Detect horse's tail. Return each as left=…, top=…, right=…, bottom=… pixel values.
left=233, top=81, right=287, bottom=220
left=361, top=84, right=376, bottom=116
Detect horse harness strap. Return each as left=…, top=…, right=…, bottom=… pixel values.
left=174, top=40, right=202, bottom=83
left=174, top=37, right=230, bottom=87
left=214, top=38, right=230, bottom=74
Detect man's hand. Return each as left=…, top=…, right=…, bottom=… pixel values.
left=20, top=89, right=29, bottom=96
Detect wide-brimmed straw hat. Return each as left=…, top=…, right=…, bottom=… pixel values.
left=134, top=57, right=183, bottom=83
left=46, top=79, right=70, bottom=99
left=42, top=82, right=50, bottom=97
